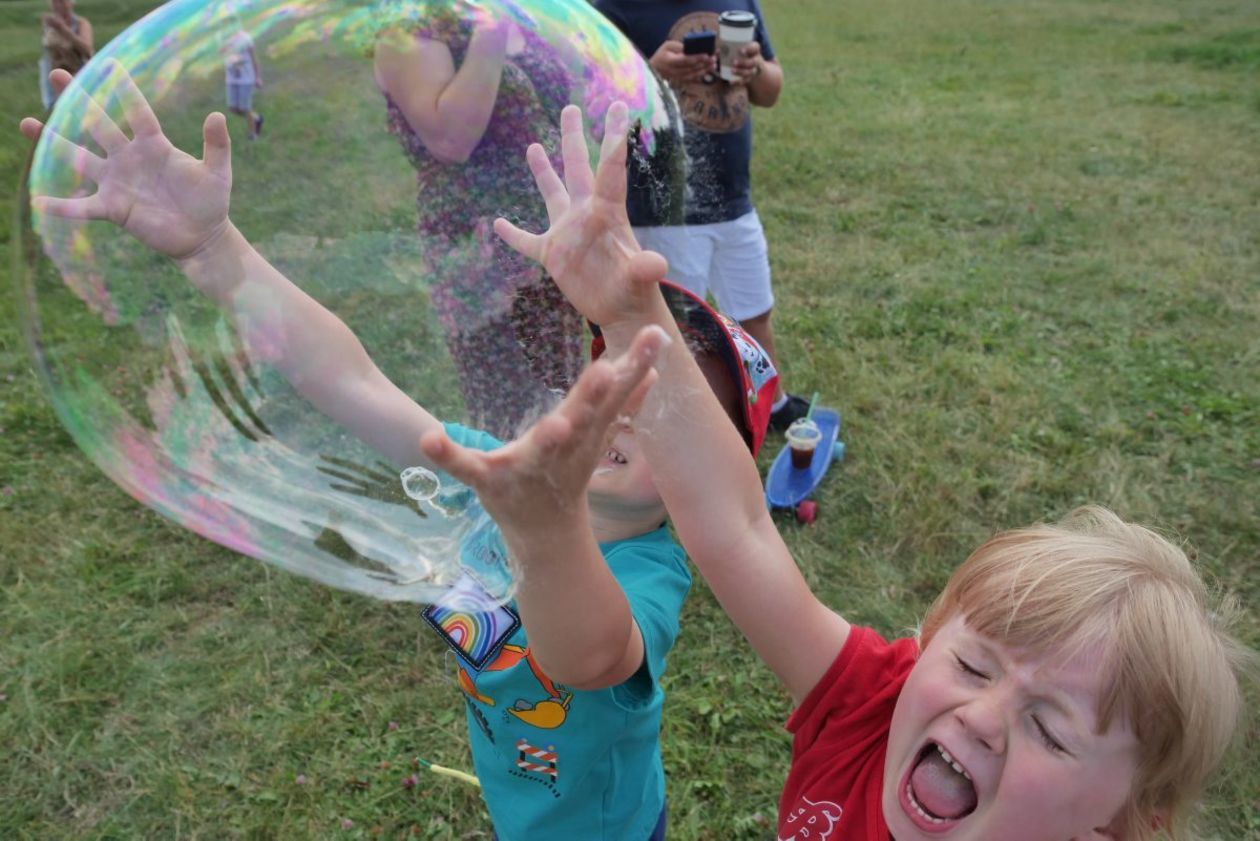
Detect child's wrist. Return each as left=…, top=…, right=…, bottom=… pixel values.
left=597, top=299, right=675, bottom=355
left=176, top=222, right=249, bottom=298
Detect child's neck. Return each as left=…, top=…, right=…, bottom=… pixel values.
left=587, top=497, right=668, bottom=544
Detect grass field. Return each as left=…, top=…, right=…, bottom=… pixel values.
left=2, top=0, right=1258, bottom=838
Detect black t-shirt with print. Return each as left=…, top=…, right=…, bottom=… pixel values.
left=594, top=0, right=775, bottom=225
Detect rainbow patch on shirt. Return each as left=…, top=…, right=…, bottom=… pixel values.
left=423, top=573, right=520, bottom=670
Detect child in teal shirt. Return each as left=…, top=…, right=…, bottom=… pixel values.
left=22, top=68, right=778, bottom=839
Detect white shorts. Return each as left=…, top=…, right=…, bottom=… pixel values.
left=633, top=210, right=773, bottom=321
left=226, top=82, right=255, bottom=111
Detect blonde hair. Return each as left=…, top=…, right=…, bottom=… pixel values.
left=919, top=506, right=1253, bottom=840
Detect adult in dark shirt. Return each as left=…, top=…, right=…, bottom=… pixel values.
left=594, top=0, right=810, bottom=430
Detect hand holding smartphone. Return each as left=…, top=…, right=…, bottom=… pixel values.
left=682, top=30, right=716, bottom=55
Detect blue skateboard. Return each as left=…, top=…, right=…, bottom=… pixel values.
left=764, top=407, right=844, bottom=523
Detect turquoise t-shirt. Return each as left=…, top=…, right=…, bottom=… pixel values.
left=434, top=423, right=691, bottom=841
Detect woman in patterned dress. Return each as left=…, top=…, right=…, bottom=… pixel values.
left=374, top=9, right=584, bottom=439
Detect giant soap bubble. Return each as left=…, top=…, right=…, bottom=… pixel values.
left=15, top=0, right=684, bottom=603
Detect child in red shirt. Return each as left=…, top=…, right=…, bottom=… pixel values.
left=488, top=101, right=1253, bottom=841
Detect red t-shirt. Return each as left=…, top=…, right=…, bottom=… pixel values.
left=778, top=626, right=919, bottom=840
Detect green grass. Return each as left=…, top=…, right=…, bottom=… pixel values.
left=3, top=0, right=1259, bottom=838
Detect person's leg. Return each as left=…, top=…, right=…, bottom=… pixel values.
left=707, top=211, right=785, bottom=401
left=226, top=83, right=259, bottom=138
left=708, top=211, right=811, bottom=428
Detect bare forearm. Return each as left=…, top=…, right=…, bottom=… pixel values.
left=601, top=306, right=846, bottom=699
left=177, top=224, right=437, bottom=465
left=429, top=33, right=508, bottom=161
left=503, top=513, right=641, bottom=689
left=748, top=58, right=782, bottom=107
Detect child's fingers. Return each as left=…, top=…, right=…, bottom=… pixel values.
left=571, top=326, right=667, bottom=431
left=593, top=101, right=630, bottom=204
left=527, top=412, right=577, bottom=458
left=29, top=121, right=106, bottom=182
left=418, top=429, right=491, bottom=489
left=525, top=143, right=569, bottom=221
left=492, top=217, right=543, bottom=261
left=32, top=193, right=105, bottom=221
left=19, top=117, right=45, bottom=143
left=78, top=82, right=129, bottom=155
left=559, top=105, right=595, bottom=201
left=626, top=249, right=670, bottom=294
left=201, top=112, right=231, bottom=180
left=614, top=324, right=669, bottom=396
left=620, top=367, right=659, bottom=420
left=49, top=68, right=73, bottom=94
left=108, top=61, right=163, bottom=139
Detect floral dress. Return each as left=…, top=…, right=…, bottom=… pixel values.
left=382, top=15, right=584, bottom=439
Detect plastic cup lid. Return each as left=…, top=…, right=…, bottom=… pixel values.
left=719, top=11, right=756, bottom=27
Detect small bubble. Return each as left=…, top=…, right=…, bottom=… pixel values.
left=400, top=466, right=440, bottom=502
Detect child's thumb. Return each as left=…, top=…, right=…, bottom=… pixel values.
left=626, top=249, right=668, bottom=292
left=202, top=112, right=232, bottom=178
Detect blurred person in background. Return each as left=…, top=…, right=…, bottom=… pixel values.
left=39, top=0, right=94, bottom=110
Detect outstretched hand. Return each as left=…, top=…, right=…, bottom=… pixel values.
left=493, top=102, right=668, bottom=329
left=21, top=64, right=233, bottom=261
left=419, top=324, right=669, bottom=534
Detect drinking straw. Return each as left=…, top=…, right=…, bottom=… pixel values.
left=805, top=391, right=820, bottom=420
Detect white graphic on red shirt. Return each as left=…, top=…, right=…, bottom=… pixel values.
left=778, top=796, right=843, bottom=840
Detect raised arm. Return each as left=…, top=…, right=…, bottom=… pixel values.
left=495, top=104, right=849, bottom=702
left=422, top=325, right=668, bottom=689
left=373, top=19, right=518, bottom=165
left=24, top=67, right=441, bottom=467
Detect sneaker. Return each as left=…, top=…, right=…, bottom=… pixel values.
left=768, top=393, right=811, bottom=432
left=252, top=114, right=264, bottom=138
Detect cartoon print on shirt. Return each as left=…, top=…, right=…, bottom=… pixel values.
left=779, top=796, right=843, bottom=840
left=666, top=11, right=751, bottom=134
left=457, top=643, right=574, bottom=730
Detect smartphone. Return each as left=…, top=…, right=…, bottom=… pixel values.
left=422, top=572, right=521, bottom=671
left=682, top=31, right=717, bottom=55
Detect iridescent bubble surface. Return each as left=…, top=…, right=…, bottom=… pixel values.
left=16, top=0, right=683, bottom=603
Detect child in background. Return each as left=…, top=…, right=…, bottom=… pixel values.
left=491, top=100, right=1254, bottom=840
left=222, top=22, right=263, bottom=139
left=21, top=70, right=778, bottom=840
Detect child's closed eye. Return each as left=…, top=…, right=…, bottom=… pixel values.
left=954, top=655, right=989, bottom=680
left=1033, top=715, right=1068, bottom=754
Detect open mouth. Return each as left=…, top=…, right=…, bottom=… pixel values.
left=592, top=446, right=627, bottom=478
left=902, top=742, right=977, bottom=829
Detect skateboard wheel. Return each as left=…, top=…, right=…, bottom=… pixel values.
left=796, top=501, right=818, bottom=524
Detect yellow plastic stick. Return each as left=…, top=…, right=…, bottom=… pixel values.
left=417, top=757, right=481, bottom=788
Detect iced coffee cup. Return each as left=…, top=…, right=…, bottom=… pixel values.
left=785, top=418, right=822, bottom=470
left=717, top=10, right=756, bottom=82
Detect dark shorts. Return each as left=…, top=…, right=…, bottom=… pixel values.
left=493, top=803, right=667, bottom=840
